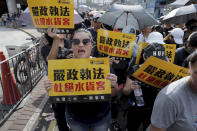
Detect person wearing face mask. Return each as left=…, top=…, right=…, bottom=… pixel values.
left=174, top=31, right=197, bottom=67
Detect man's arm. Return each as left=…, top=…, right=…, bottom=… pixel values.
left=150, top=124, right=166, bottom=131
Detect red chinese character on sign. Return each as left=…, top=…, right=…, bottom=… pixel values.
left=40, top=18, right=45, bottom=25
left=104, top=46, right=109, bottom=52
left=54, top=83, right=63, bottom=92
left=160, top=81, right=169, bottom=87
left=116, top=49, right=122, bottom=55
left=137, top=73, right=148, bottom=80
left=34, top=18, right=40, bottom=25
left=46, top=17, right=53, bottom=25
left=64, top=83, right=74, bottom=92
left=86, top=82, right=95, bottom=91
left=63, top=18, right=70, bottom=25
left=122, top=50, right=129, bottom=56
left=75, top=82, right=84, bottom=91
left=109, top=47, right=115, bottom=54
left=153, top=80, right=162, bottom=85
left=96, top=81, right=105, bottom=90
left=146, top=76, right=156, bottom=83
left=54, top=18, right=61, bottom=25
left=99, top=45, right=103, bottom=50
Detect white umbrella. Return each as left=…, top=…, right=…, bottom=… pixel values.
left=162, top=4, right=197, bottom=24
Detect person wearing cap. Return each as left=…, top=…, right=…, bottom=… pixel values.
left=87, top=12, right=102, bottom=44
left=164, top=28, right=184, bottom=48
left=150, top=50, right=197, bottom=131
left=174, top=31, right=197, bottom=67
left=147, top=32, right=165, bottom=44
left=123, top=43, right=168, bottom=131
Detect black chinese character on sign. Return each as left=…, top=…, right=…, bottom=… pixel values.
left=143, top=65, right=158, bottom=75
left=40, top=6, right=48, bottom=16
left=32, top=7, right=39, bottom=16
left=60, top=6, right=70, bottom=16
left=80, top=68, right=91, bottom=80
left=122, top=40, right=130, bottom=48
left=106, top=38, right=113, bottom=46
left=164, top=72, right=175, bottom=81
left=67, top=69, right=78, bottom=80
left=154, top=69, right=166, bottom=78
left=114, top=39, right=121, bottom=47
left=49, top=6, right=59, bottom=16
left=54, top=70, right=65, bottom=81
left=93, top=68, right=104, bottom=79
left=100, top=36, right=106, bottom=44
left=166, top=51, right=172, bottom=58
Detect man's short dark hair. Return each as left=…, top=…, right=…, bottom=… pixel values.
left=185, top=19, right=197, bottom=29
left=188, top=31, right=197, bottom=47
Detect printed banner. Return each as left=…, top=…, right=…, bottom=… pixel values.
left=27, top=0, right=74, bottom=33
left=97, top=29, right=136, bottom=58
left=48, top=58, right=111, bottom=103
left=132, top=56, right=189, bottom=88
left=135, top=43, right=176, bottom=64
left=163, top=44, right=176, bottom=63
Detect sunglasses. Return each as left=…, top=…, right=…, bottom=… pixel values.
left=71, top=38, right=91, bottom=45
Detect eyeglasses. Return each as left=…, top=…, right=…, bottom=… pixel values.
left=71, top=38, right=91, bottom=45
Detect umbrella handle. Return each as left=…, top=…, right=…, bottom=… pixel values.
left=126, top=12, right=128, bottom=26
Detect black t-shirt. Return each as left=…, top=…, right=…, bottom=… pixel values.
left=67, top=66, right=115, bottom=124
left=127, top=65, right=160, bottom=109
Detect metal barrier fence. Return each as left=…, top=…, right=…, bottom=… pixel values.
left=0, top=43, right=45, bottom=126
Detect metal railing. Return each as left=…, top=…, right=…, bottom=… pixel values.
left=0, top=43, right=45, bottom=126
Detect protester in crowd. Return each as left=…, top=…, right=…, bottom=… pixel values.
left=174, top=31, right=197, bottom=67
left=88, top=12, right=102, bottom=44
left=183, top=19, right=197, bottom=43
left=182, top=32, right=197, bottom=68
left=41, top=27, right=72, bottom=131
left=147, top=32, right=165, bottom=44
left=150, top=50, right=197, bottom=131
left=129, top=26, right=152, bottom=66
left=164, top=28, right=184, bottom=48
left=151, top=25, right=164, bottom=36
left=44, top=28, right=119, bottom=131
left=163, top=24, right=173, bottom=37
left=123, top=43, right=167, bottom=131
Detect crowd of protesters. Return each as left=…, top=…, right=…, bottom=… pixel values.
left=0, top=12, right=21, bottom=28
left=39, top=9, right=197, bottom=131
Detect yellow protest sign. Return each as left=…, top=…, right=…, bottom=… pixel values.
left=135, top=42, right=148, bottom=65
left=132, top=56, right=189, bottom=88
left=163, top=44, right=176, bottom=63
left=27, top=0, right=74, bottom=33
left=97, top=29, right=136, bottom=58
left=135, top=43, right=176, bottom=64
left=48, top=58, right=111, bottom=103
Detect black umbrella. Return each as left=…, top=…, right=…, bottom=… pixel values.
left=98, top=8, right=158, bottom=30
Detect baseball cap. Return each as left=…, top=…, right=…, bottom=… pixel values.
left=144, top=43, right=167, bottom=61
left=93, top=12, right=102, bottom=19
left=147, top=32, right=165, bottom=44
left=169, top=28, right=184, bottom=45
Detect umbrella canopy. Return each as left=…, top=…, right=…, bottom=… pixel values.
left=107, top=4, right=143, bottom=12
left=98, top=9, right=158, bottom=30
left=162, top=4, right=197, bottom=24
